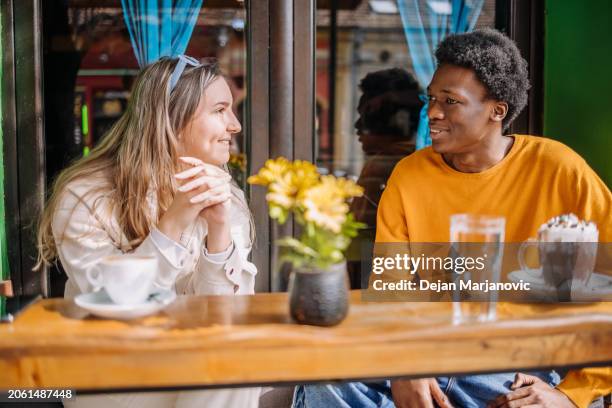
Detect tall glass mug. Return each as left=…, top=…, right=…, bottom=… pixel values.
left=518, top=222, right=598, bottom=301
left=450, top=214, right=505, bottom=323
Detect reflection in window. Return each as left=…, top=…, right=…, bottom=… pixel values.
left=43, top=1, right=247, bottom=184
left=315, top=0, right=496, bottom=287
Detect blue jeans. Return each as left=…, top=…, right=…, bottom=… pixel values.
left=293, top=371, right=561, bottom=408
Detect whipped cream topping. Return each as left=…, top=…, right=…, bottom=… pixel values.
left=538, top=213, right=598, bottom=242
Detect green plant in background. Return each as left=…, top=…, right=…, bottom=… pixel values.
left=248, top=157, right=365, bottom=269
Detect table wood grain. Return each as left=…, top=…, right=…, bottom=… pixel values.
left=0, top=291, right=611, bottom=392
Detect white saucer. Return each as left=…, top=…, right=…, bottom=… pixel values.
left=74, top=289, right=176, bottom=319
left=508, top=269, right=612, bottom=301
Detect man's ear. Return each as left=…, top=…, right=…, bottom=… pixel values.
left=491, top=101, right=508, bottom=123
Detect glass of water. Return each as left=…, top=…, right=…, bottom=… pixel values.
left=450, top=214, right=505, bottom=324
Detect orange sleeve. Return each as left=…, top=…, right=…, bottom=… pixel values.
left=574, top=159, right=612, bottom=242
left=557, top=367, right=612, bottom=408
left=375, top=168, right=409, bottom=243
left=572, top=160, right=612, bottom=277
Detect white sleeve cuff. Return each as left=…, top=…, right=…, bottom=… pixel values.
left=150, top=227, right=189, bottom=269
left=202, top=241, right=234, bottom=263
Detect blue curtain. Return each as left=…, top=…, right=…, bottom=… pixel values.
left=397, top=0, right=484, bottom=149
left=121, top=0, right=204, bottom=67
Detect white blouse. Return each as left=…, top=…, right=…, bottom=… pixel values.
left=52, top=176, right=257, bottom=299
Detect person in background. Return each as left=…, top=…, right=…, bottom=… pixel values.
left=36, top=56, right=260, bottom=408
left=295, top=28, right=611, bottom=408
left=347, top=68, right=421, bottom=288
left=350, top=67, right=422, bottom=227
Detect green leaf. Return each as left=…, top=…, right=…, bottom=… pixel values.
left=276, top=237, right=319, bottom=258
left=270, top=205, right=288, bottom=224
left=306, top=221, right=315, bottom=237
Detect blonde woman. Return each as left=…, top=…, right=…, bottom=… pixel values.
left=37, top=56, right=260, bottom=408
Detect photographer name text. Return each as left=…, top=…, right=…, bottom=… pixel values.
left=372, top=279, right=531, bottom=292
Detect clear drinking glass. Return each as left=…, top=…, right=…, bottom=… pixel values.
left=450, top=214, right=506, bottom=324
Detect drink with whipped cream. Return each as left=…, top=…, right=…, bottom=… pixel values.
left=537, top=214, right=598, bottom=299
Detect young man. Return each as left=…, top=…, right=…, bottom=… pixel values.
left=294, top=28, right=611, bottom=408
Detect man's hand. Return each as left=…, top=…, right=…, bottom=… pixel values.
left=391, top=378, right=454, bottom=408
left=487, top=373, right=577, bottom=408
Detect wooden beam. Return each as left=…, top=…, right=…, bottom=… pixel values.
left=13, top=0, right=47, bottom=296
left=293, top=0, right=315, bottom=163
left=247, top=0, right=271, bottom=292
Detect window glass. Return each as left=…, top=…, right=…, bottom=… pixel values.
left=42, top=1, right=247, bottom=296
left=315, top=0, right=496, bottom=287
left=43, top=1, right=247, bottom=187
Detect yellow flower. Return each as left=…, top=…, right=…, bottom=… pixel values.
left=300, top=176, right=351, bottom=233
left=249, top=158, right=319, bottom=211
left=334, top=176, right=364, bottom=198
left=291, top=160, right=320, bottom=197
left=267, top=178, right=296, bottom=208
left=247, top=157, right=291, bottom=186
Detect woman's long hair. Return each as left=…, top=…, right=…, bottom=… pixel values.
left=36, top=57, right=252, bottom=268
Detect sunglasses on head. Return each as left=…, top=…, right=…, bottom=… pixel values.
left=169, top=54, right=202, bottom=92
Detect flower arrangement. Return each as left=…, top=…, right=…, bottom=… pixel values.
left=248, top=157, right=365, bottom=269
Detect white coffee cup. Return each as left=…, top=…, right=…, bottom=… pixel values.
left=86, top=255, right=157, bottom=305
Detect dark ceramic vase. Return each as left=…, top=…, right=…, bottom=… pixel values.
left=288, top=262, right=349, bottom=326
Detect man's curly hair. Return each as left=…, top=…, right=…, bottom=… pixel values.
left=435, top=28, right=530, bottom=131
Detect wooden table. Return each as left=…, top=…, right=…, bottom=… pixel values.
left=1, top=291, right=611, bottom=392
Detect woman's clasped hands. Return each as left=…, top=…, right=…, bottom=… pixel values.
left=158, top=156, right=232, bottom=245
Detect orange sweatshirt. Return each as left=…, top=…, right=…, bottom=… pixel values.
left=376, top=134, right=612, bottom=407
